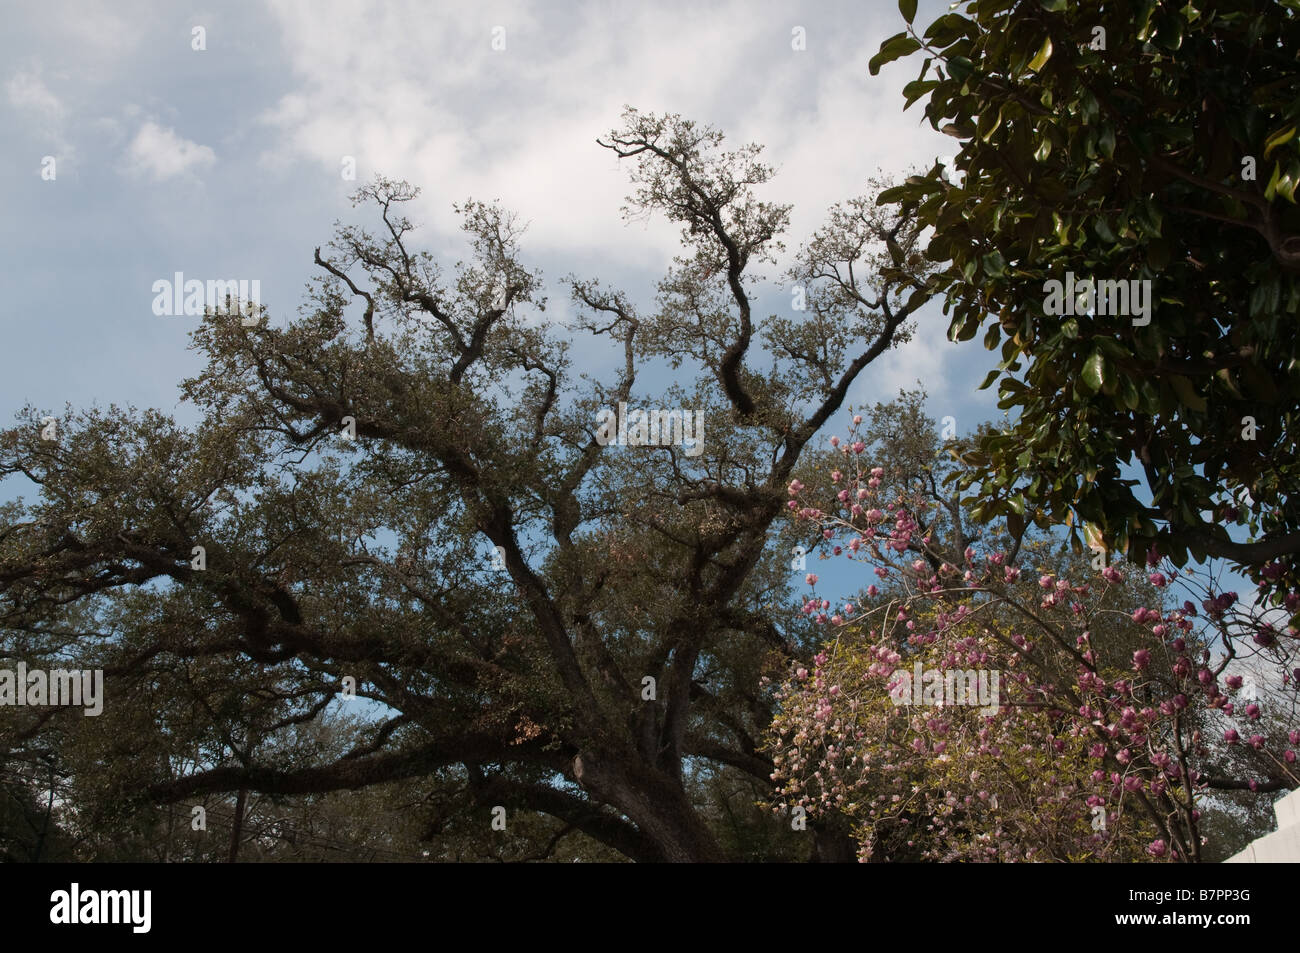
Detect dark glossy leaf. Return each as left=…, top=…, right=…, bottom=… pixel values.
left=1081, top=349, right=1107, bottom=393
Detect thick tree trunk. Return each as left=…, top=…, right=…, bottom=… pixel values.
left=573, top=753, right=726, bottom=862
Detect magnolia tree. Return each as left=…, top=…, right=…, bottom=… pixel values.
left=768, top=410, right=1300, bottom=862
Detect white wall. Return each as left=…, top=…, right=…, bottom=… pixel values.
left=1225, top=787, right=1300, bottom=863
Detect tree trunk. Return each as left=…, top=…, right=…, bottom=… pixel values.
left=227, top=787, right=247, bottom=863
left=573, top=752, right=726, bottom=862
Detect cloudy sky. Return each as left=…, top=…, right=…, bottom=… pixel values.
left=1, top=0, right=1000, bottom=437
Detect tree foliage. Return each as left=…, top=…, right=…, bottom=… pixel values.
left=872, top=0, right=1300, bottom=611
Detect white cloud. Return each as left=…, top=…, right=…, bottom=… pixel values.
left=124, top=121, right=216, bottom=180
left=257, top=0, right=952, bottom=265
left=5, top=70, right=64, bottom=119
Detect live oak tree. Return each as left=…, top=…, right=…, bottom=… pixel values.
left=870, top=0, right=1300, bottom=612
left=0, top=109, right=933, bottom=862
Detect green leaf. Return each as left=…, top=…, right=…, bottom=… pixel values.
left=1168, top=374, right=1207, bottom=412
left=1081, top=349, right=1108, bottom=393
left=899, top=0, right=918, bottom=23
left=1135, top=0, right=1158, bottom=40
left=947, top=56, right=975, bottom=82
left=1277, top=161, right=1300, bottom=203
left=1264, top=123, right=1297, bottom=158
left=924, top=13, right=972, bottom=46
left=1040, top=0, right=1067, bottom=10
left=1155, top=11, right=1184, bottom=50
left=950, top=314, right=981, bottom=342
left=978, top=368, right=1000, bottom=390
left=1119, top=375, right=1140, bottom=411
left=1098, top=124, right=1116, bottom=159
left=870, top=33, right=922, bottom=75
left=978, top=105, right=1004, bottom=143
left=903, top=79, right=940, bottom=110
left=1265, top=160, right=1282, bottom=201
left=1028, top=37, right=1053, bottom=72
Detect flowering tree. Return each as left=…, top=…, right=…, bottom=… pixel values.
left=768, top=407, right=1300, bottom=862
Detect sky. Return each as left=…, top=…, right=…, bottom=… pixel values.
left=0, top=0, right=995, bottom=433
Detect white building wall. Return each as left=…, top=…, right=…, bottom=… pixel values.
left=1225, top=788, right=1300, bottom=863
